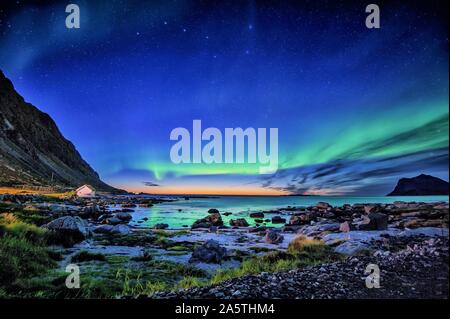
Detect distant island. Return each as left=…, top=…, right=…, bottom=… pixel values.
left=388, top=174, right=449, bottom=196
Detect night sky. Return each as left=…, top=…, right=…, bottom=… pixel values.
left=0, top=0, right=448, bottom=195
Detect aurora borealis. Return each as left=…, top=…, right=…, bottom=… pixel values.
left=0, top=0, right=448, bottom=195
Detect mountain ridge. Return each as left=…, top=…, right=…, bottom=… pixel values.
left=387, top=174, right=449, bottom=196
left=0, top=69, right=121, bottom=192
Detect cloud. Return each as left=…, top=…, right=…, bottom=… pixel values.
left=142, top=181, right=160, bottom=187
left=259, top=146, right=449, bottom=195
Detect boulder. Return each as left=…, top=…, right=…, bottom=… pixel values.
left=249, top=226, right=267, bottom=233
left=106, top=217, right=122, bottom=225
left=334, top=241, right=369, bottom=255
left=249, top=212, right=264, bottom=218
left=153, top=223, right=169, bottom=229
left=94, top=224, right=130, bottom=235
left=208, top=208, right=220, bottom=214
left=189, top=240, right=227, bottom=264
left=192, top=212, right=223, bottom=229
left=115, top=212, right=132, bottom=221
left=289, top=214, right=308, bottom=225
left=265, top=230, right=284, bottom=244
left=282, top=225, right=302, bottom=232
left=316, top=202, right=332, bottom=210
left=358, top=212, right=388, bottom=231
left=271, top=216, right=286, bottom=224
left=120, top=208, right=135, bottom=213
left=229, top=218, right=249, bottom=227
left=43, top=216, right=89, bottom=247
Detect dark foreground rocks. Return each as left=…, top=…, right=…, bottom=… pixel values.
left=43, top=216, right=89, bottom=247
left=189, top=240, right=227, bottom=264
left=192, top=211, right=224, bottom=229
left=153, top=236, right=449, bottom=299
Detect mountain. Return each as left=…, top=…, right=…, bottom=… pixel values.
left=0, top=70, right=120, bottom=192
left=387, top=174, right=449, bottom=196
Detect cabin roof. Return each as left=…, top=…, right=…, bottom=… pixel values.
left=75, top=184, right=96, bottom=192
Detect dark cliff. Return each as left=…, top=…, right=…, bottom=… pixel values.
left=387, top=174, right=449, bottom=196
left=0, top=70, right=120, bottom=192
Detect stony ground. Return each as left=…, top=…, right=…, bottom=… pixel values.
left=1, top=193, right=449, bottom=299
left=152, top=235, right=449, bottom=299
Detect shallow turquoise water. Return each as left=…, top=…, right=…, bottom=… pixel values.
left=128, top=195, right=449, bottom=229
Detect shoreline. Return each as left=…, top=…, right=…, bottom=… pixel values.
left=0, top=192, right=448, bottom=299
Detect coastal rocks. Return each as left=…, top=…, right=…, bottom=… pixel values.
left=289, top=214, right=308, bottom=225
left=106, top=217, right=122, bottom=225
left=192, top=212, right=223, bottom=229
left=400, top=219, right=444, bottom=228
left=249, top=226, right=267, bottom=233
left=250, top=212, right=264, bottom=218
left=189, top=240, right=227, bottom=264
left=229, top=218, right=249, bottom=227
left=120, top=208, right=135, bottom=213
left=298, top=222, right=340, bottom=237
left=152, top=235, right=449, bottom=299
left=43, top=216, right=89, bottom=247
left=94, top=224, right=131, bottom=235
left=316, top=202, right=332, bottom=210
left=208, top=208, right=219, bottom=214
left=153, top=223, right=169, bottom=229
left=265, top=230, right=284, bottom=244
left=358, top=212, right=388, bottom=231
left=115, top=212, right=132, bottom=222
left=271, top=216, right=286, bottom=224
left=223, top=212, right=233, bottom=216
left=333, top=241, right=369, bottom=255
left=323, top=227, right=449, bottom=255
left=78, top=204, right=100, bottom=219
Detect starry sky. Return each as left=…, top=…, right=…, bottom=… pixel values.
left=0, top=0, right=448, bottom=195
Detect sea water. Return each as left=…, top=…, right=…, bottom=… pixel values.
left=128, top=195, right=449, bottom=229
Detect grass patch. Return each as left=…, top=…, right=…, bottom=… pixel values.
left=105, top=255, right=131, bottom=264
left=210, top=237, right=338, bottom=285
left=0, top=213, right=48, bottom=244
left=167, top=245, right=190, bottom=252
left=0, top=235, right=57, bottom=289
left=249, top=246, right=271, bottom=253
left=287, top=235, right=327, bottom=254
left=175, top=276, right=206, bottom=289
left=13, top=209, right=53, bottom=226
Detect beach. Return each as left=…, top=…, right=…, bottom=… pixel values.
left=0, top=192, right=448, bottom=298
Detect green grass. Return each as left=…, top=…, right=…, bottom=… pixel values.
left=0, top=235, right=57, bottom=289
left=0, top=213, right=60, bottom=296
left=166, top=245, right=190, bottom=252
left=249, top=246, right=272, bottom=253
left=210, top=238, right=338, bottom=285
left=0, top=213, right=48, bottom=244
left=175, top=276, right=206, bottom=289
left=13, top=209, right=53, bottom=226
